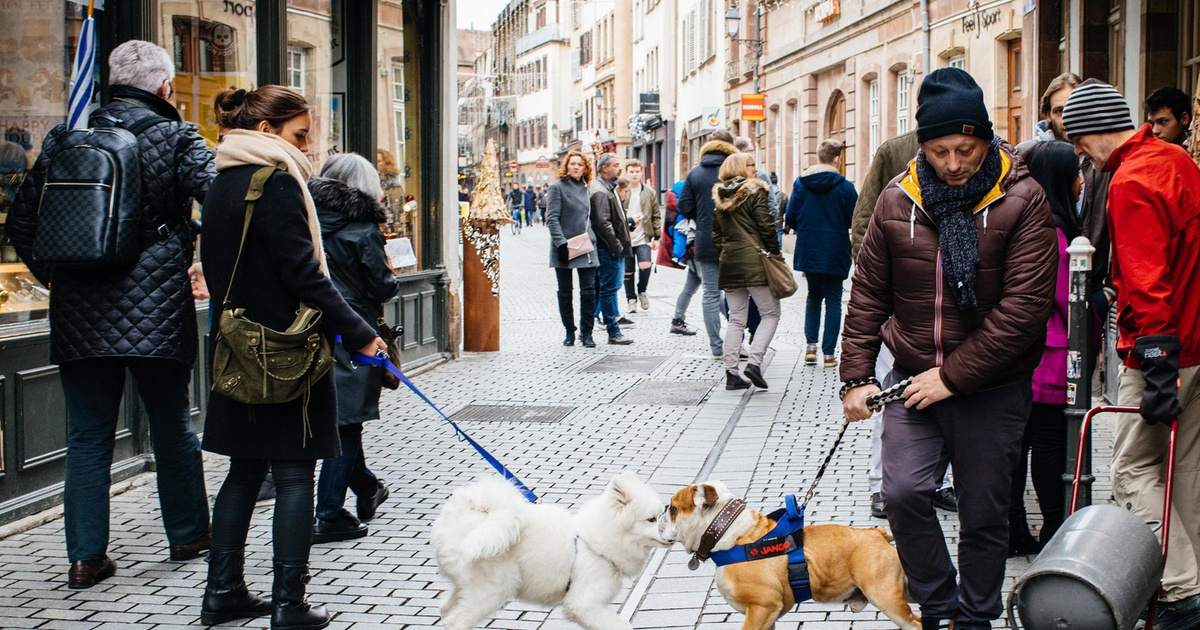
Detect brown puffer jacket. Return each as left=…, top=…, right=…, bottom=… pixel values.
left=840, top=141, right=1057, bottom=395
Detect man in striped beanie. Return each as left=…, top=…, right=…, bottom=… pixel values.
left=1065, top=79, right=1200, bottom=630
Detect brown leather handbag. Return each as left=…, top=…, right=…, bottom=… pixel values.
left=727, top=212, right=797, bottom=300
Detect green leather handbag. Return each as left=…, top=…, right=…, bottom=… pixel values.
left=211, top=166, right=334, bottom=410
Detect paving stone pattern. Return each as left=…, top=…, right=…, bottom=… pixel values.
left=0, top=224, right=1116, bottom=629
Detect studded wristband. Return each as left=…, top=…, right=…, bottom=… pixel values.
left=839, top=377, right=880, bottom=401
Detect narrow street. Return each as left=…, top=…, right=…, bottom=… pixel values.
left=0, top=225, right=1114, bottom=630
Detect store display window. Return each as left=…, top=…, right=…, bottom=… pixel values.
left=377, top=2, right=422, bottom=274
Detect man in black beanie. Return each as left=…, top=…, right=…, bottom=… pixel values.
left=840, top=67, right=1057, bottom=630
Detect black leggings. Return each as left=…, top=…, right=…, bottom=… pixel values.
left=211, top=458, right=317, bottom=563
left=1009, top=402, right=1068, bottom=540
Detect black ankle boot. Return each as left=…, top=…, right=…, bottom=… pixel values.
left=201, top=549, right=272, bottom=625
left=563, top=330, right=576, bottom=346
left=271, top=562, right=330, bottom=630
left=1008, top=523, right=1044, bottom=557
left=726, top=369, right=751, bottom=390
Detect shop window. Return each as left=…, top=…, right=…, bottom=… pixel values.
left=0, top=2, right=82, bottom=326
left=378, top=7, right=423, bottom=275
left=286, top=5, right=343, bottom=171
left=168, top=6, right=257, bottom=146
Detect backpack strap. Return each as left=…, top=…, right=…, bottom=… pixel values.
left=124, top=113, right=171, bottom=136
left=223, top=166, right=280, bottom=310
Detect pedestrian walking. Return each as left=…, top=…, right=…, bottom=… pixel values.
left=785, top=138, right=857, bottom=368
left=712, top=152, right=781, bottom=390
left=537, top=183, right=549, bottom=223
left=1065, top=79, right=1200, bottom=630
left=523, top=184, right=537, bottom=226
left=6, top=40, right=214, bottom=589
left=546, top=151, right=601, bottom=347
left=770, top=171, right=787, bottom=244
left=508, top=183, right=523, bottom=229
left=840, top=68, right=1057, bottom=630
left=308, top=153, right=398, bottom=545
left=199, top=85, right=387, bottom=629
left=845, top=129, right=957, bottom=520
left=674, top=130, right=738, bottom=356
left=622, top=159, right=661, bottom=313
left=1009, top=140, right=1079, bottom=555
left=589, top=153, right=634, bottom=345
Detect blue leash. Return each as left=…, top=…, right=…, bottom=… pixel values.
left=344, top=344, right=539, bottom=503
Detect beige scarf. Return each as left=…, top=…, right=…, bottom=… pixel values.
left=215, top=129, right=327, bottom=274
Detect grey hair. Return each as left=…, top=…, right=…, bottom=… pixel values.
left=817, top=139, right=845, bottom=164
left=733, top=136, right=754, bottom=152
left=318, top=153, right=384, bottom=200
left=108, top=41, right=175, bottom=94
left=596, top=152, right=620, bottom=173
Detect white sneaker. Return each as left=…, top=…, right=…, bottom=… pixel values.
left=627, top=299, right=638, bottom=313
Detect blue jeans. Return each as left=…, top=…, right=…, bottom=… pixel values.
left=596, top=248, right=625, bottom=336
left=673, top=259, right=723, bottom=355
left=804, top=273, right=845, bottom=356
left=316, top=423, right=379, bottom=520
left=60, top=357, right=210, bottom=562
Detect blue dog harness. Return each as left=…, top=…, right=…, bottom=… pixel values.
left=708, top=495, right=812, bottom=603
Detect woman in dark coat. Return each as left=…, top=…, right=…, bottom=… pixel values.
left=200, top=85, right=384, bottom=630
left=309, top=153, right=399, bottom=544
left=546, top=151, right=601, bottom=347
left=711, top=152, right=782, bottom=391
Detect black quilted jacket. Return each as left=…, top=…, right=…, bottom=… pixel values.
left=7, top=86, right=216, bottom=366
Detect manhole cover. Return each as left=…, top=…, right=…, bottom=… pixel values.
left=450, top=405, right=574, bottom=423
left=582, top=355, right=668, bottom=374
left=619, top=380, right=714, bottom=405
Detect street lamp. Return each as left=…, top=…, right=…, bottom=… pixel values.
left=724, top=6, right=742, bottom=37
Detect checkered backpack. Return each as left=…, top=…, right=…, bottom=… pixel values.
left=32, top=113, right=167, bottom=269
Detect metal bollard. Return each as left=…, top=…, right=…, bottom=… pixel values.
left=1064, top=236, right=1096, bottom=510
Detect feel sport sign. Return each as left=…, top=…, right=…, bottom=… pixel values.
left=741, top=94, right=765, bottom=121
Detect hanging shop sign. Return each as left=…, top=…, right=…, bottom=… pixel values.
left=813, top=0, right=839, bottom=23
left=740, top=94, right=766, bottom=122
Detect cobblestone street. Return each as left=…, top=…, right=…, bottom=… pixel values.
left=0, top=224, right=1115, bottom=630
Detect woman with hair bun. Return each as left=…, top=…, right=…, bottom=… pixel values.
left=199, top=85, right=386, bottom=630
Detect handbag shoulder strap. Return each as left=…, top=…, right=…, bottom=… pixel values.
left=724, top=206, right=769, bottom=253
left=326, top=255, right=385, bottom=322
left=223, top=165, right=280, bottom=310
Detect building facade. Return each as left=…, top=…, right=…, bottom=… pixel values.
left=0, top=0, right=459, bottom=525
left=675, top=0, right=731, bottom=179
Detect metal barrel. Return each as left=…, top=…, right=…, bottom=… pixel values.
left=1007, top=504, right=1164, bottom=630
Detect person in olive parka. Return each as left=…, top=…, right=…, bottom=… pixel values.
left=309, top=153, right=400, bottom=545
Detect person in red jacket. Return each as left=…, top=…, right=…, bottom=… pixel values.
left=1064, top=79, right=1200, bottom=630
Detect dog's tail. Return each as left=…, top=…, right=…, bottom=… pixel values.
left=432, top=476, right=528, bottom=569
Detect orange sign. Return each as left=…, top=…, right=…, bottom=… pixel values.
left=741, top=94, right=766, bottom=121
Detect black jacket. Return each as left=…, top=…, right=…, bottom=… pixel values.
left=589, top=177, right=631, bottom=257
left=200, top=165, right=378, bottom=460
left=311, top=177, right=400, bottom=425
left=678, top=140, right=737, bottom=262
left=7, top=86, right=215, bottom=365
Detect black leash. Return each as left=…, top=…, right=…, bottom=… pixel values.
left=803, top=377, right=914, bottom=504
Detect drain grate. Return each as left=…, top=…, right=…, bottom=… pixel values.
left=450, top=404, right=574, bottom=423
left=582, top=355, right=668, bottom=374
left=618, top=380, right=714, bottom=405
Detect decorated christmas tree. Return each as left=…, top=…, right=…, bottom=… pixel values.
left=462, top=138, right=510, bottom=351
left=468, top=139, right=514, bottom=225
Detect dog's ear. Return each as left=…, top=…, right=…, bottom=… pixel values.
left=694, top=484, right=720, bottom=510
left=609, top=471, right=639, bottom=506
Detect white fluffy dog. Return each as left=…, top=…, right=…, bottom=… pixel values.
left=431, top=471, right=671, bottom=630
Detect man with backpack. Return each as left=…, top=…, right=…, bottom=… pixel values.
left=7, top=40, right=215, bottom=589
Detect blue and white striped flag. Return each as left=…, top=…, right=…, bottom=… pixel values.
left=67, top=11, right=97, bottom=130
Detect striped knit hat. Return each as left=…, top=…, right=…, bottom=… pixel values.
left=1061, top=79, right=1134, bottom=139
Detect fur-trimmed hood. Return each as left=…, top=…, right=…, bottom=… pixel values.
left=309, top=177, right=389, bottom=235
left=713, top=176, right=768, bottom=212
left=699, top=140, right=739, bottom=161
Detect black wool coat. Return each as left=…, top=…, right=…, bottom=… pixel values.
left=7, top=86, right=215, bottom=365
left=311, top=177, right=400, bottom=425
left=201, top=166, right=378, bottom=460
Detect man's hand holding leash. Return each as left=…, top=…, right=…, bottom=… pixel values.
left=903, top=367, right=954, bottom=410
left=842, top=384, right=881, bottom=422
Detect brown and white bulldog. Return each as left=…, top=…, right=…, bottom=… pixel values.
left=662, top=480, right=922, bottom=630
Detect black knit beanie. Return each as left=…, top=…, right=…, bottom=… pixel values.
left=915, top=68, right=995, bottom=144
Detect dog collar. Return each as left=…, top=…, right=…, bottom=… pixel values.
left=689, top=498, right=746, bottom=570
